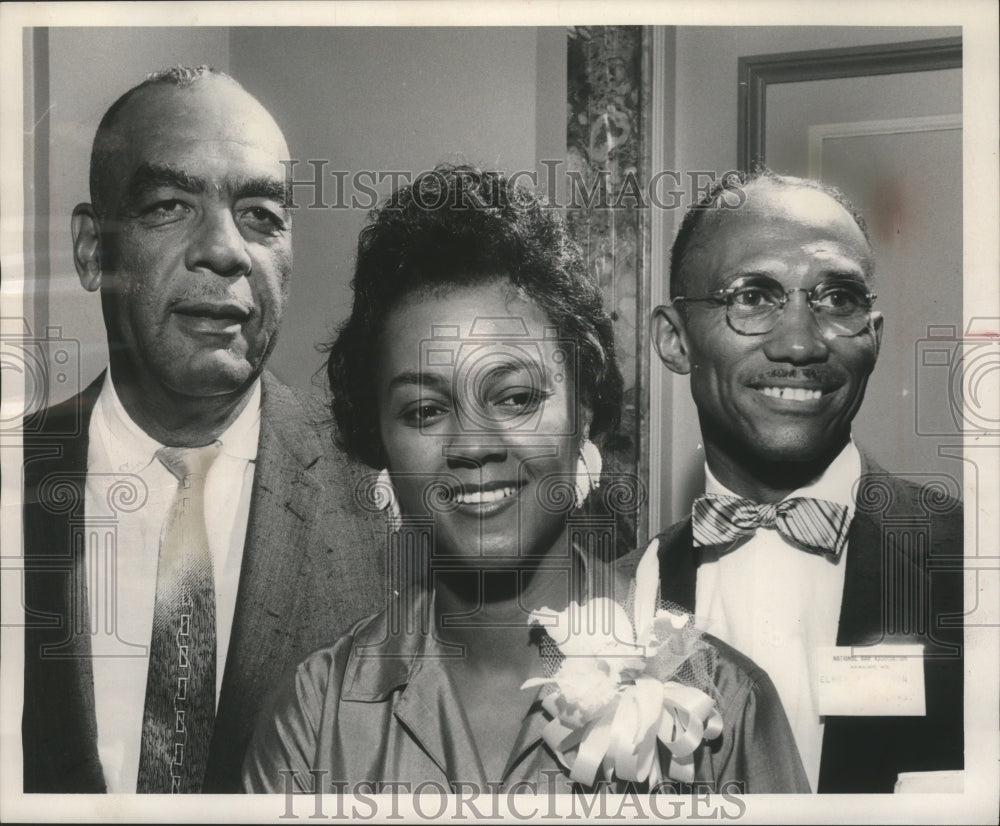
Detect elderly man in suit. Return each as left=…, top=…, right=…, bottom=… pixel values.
left=22, top=66, right=386, bottom=793
left=645, top=170, right=963, bottom=793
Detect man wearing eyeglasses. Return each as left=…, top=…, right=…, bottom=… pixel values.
left=645, top=171, right=963, bottom=793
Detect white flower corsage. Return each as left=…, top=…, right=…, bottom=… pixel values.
left=521, top=540, right=723, bottom=787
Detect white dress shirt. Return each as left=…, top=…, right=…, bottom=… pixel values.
left=86, top=372, right=260, bottom=792
left=694, top=440, right=861, bottom=793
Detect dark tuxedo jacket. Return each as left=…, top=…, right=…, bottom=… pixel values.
left=22, top=371, right=388, bottom=793
left=648, top=454, right=964, bottom=793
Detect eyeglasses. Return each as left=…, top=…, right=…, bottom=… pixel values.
left=670, top=276, right=877, bottom=337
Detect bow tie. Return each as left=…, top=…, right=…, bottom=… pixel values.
left=691, top=493, right=852, bottom=559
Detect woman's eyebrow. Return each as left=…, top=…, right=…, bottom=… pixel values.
left=387, top=360, right=536, bottom=392
left=479, top=360, right=532, bottom=380
left=386, top=370, right=451, bottom=392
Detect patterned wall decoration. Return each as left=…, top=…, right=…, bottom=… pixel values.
left=566, top=26, right=651, bottom=550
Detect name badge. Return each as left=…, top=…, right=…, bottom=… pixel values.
left=895, top=770, right=964, bottom=793
left=817, top=644, right=926, bottom=716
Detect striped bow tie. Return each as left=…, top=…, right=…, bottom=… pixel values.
left=691, top=493, right=852, bottom=559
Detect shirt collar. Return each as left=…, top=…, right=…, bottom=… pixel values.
left=340, top=588, right=435, bottom=702
left=93, top=371, right=261, bottom=474
left=93, top=372, right=163, bottom=475
left=220, top=381, right=262, bottom=461
left=704, top=438, right=861, bottom=517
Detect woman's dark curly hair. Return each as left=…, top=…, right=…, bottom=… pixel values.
left=326, top=163, right=623, bottom=469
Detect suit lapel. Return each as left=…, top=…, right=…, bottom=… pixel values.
left=206, top=373, right=327, bottom=790
left=835, top=454, right=896, bottom=646
left=656, top=519, right=700, bottom=613
left=820, top=453, right=911, bottom=792
left=23, top=375, right=106, bottom=791
left=833, top=510, right=884, bottom=646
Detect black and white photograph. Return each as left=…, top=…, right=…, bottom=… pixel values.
left=1, top=1, right=997, bottom=822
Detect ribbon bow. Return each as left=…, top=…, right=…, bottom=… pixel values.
left=692, top=493, right=851, bottom=559
left=532, top=675, right=723, bottom=787
left=521, top=582, right=723, bottom=788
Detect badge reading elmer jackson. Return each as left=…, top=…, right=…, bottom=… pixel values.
left=817, top=644, right=926, bottom=716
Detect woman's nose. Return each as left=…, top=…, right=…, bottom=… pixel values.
left=442, top=439, right=509, bottom=469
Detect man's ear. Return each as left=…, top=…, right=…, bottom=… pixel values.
left=651, top=304, right=691, bottom=375
left=71, top=204, right=102, bottom=292
left=870, top=310, right=884, bottom=358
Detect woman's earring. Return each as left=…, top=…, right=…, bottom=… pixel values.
left=375, top=468, right=403, bottom=532
left=574, top=439, right=603, bottom=508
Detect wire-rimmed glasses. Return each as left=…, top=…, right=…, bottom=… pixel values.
left=670, top=275, right=877, bottom=337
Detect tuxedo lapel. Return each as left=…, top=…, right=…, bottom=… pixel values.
left=820, top=455, right=892, bottom=792
left=22, top=376, right=106, bottom=791
left=834, top=454, right=894, bottom=646
left=819, top=463, right=890, bottom=792
left=204, top=373, right=329, bottom=791
left=833, top=506, right=885, bottom=646
left=656, top=518, right=699, bottom=612
left=819, top=452, right=965, bottom=792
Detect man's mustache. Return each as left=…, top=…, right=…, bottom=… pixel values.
left=747, top=366, right=847, bottom=388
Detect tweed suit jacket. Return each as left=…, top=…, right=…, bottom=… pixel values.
left=21, top=370, right=388, bottom=793
left=647, top=453, right=964, bottom=793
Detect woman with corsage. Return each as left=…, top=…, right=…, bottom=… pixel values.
left=243, top=165, right=810, bottom=794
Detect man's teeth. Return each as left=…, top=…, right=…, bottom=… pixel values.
left=761, top=386, right=822, bottom=401
left=455, top=487, right=517, bottom=505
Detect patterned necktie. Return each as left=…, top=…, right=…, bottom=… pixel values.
left=691, top=493, right=851, bottom=559
left=137, top=443, right=221, bottom=793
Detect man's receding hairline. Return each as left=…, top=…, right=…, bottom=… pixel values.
left=89, top=70, right=282, bottom=217
left=669, top=168, right=874, bottom=298
left=102, top=72, right=253, bottom=136
left=694, top=179, right=868, bottom=241
left=674, top=179, right=874, bottom=293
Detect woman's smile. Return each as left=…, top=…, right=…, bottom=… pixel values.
left=451, top=481, right=523, bottom=508
left=377, top=280, right=586, bottom=562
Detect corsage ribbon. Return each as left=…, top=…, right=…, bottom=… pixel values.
left=522, top=539, right=724, bottom=787
left=528, top=673, right=722, bottom=786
